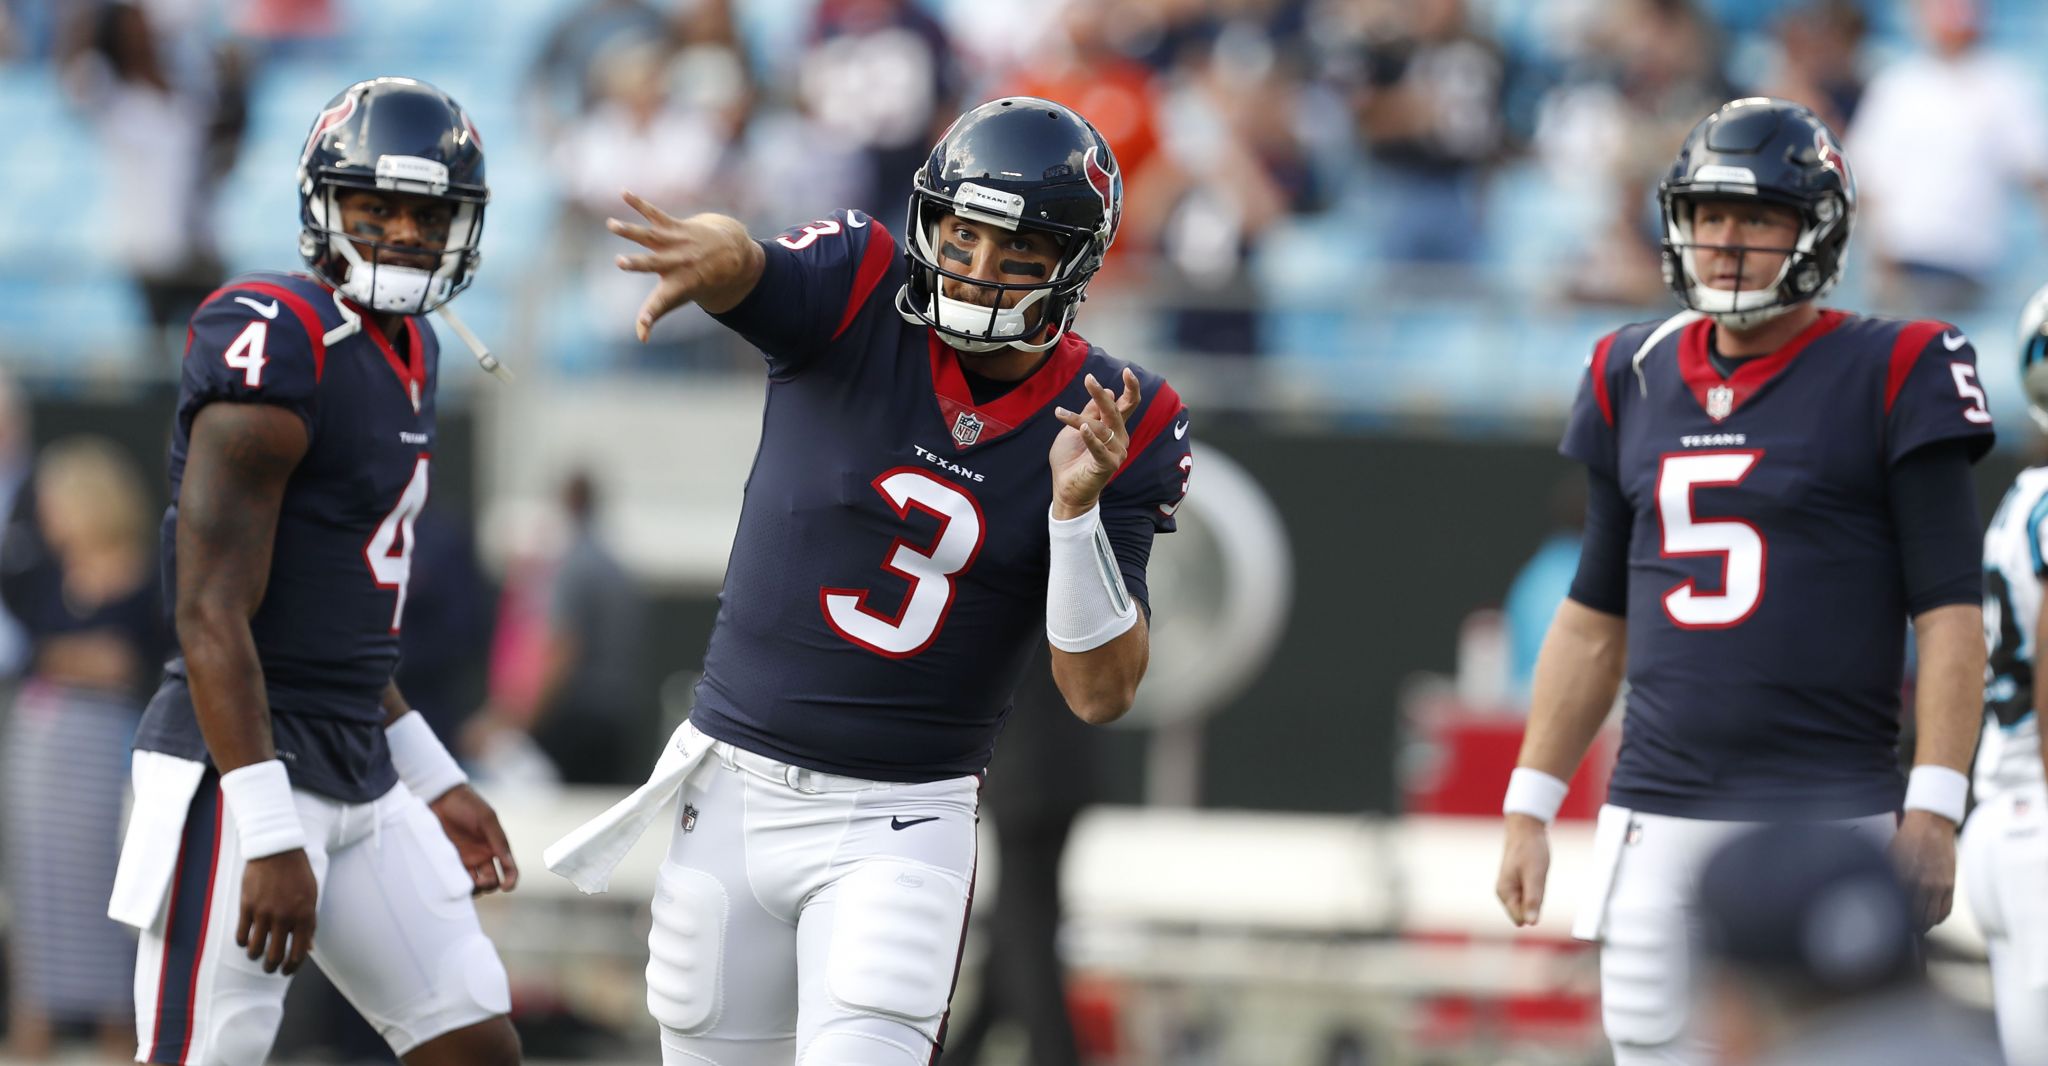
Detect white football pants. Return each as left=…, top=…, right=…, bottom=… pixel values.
left=130, top=774, right=510, bottom=1065
left=649, top=730, right=979, bottom=1066
left=1577, top=805, right=1894, bottom=1066
left=1961, top=784, right=2048, bottom=1066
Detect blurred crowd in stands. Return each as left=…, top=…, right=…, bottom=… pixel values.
left=2, top=0, right=2046, bottom=382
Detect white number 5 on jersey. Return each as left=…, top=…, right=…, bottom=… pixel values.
left=1658, top=451, right=1765, bottom=628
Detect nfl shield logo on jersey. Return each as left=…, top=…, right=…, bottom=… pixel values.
left=1706, top=384, right=1735, bottom=421
left=681, top=804, right=699, bottom=833
left=952, top=411, right=985, bottom=447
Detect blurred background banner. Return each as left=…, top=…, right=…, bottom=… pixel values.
left=1, top=0, right=2039, bottom=1062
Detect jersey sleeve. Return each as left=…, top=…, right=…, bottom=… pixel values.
left=1559, top=330, right=1624, bottom=478
left=709, top=210, right=899, bottom=379
left=1883, top=321, right=1997, bottom=464
left=1101, top=379, right=1192, bottom=611
left=178, top=282, right=326, bottom=438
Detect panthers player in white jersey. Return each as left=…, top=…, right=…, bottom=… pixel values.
left=1961, top=282, right=2048, bottom=1066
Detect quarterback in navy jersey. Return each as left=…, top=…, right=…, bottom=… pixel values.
left=548, top=98, right=1189, bottom=1066
left=112, top=80, right=521, bottom=1066
left=1493, top=99, right=1990, bottom=1066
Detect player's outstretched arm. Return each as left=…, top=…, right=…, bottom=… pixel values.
left=609, top=191, right=767, bottom=340
left=1893, top=601, right=1985, bottom=930
left=177, top=401, right=319, bottom=974
left=1496, top=598, right=1626, bottom=927
left=380, top=683, right=520, bottom=895
left=1047, top=369, right=1150, bottom=724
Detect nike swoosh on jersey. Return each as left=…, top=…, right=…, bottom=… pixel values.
left=1942, top=331, right=1967, bottom=351
left=890, top=816, right=939, bottom=830
left=1173, top=420, right=1190, bottom=440
left=846, top=212, right=869, bottom=229
left=235, top=296, right=280, bottom=320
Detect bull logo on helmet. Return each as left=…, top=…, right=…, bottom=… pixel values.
left=1084, top=146, right=1119, bottom=241
left=301, top=92, right=359, bottom=166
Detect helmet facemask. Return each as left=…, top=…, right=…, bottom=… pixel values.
left=898, top=181, right=1105, bottom=353
left=299, top=158, right=485, bottom=316
left=1662, top=190, right=1843, bottom=327
left=1661, top=190, right=1848, bottom=332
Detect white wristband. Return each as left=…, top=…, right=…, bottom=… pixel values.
left=1903, top=765, right=1969, bottom=825
left=219, top=760, right=307, bottom=860
left=1503, top=767, right=1570, bottom=824
left=387, top=710, right=468, bottom=803
left=1045, top=503, right=1140, bottom=653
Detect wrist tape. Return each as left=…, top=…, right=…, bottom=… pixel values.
left=1503, top=767, right=1569, bottom=824
left=1046, top=503, right=1139, bottom=653
left=219, top=760, right=306, bottom=859
left=387, top=710, right=468, bottom=803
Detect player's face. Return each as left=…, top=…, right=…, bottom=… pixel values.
left=334, top=189, right=454, bottom=273
left=933, top=214, right=1064, bottom=314
left=1687, top=199, right=1801, bottom=292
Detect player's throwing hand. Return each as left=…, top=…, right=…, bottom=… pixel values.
left=610, top=190, right=764, bottom=340
left=1050, top=369, right=1141, bottom=518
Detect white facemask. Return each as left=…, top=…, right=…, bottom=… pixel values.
left=309, top=187, right=478, bottom=314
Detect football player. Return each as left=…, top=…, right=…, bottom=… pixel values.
left=1960, top=282, right=2048, bottom=1066
left=1493, top=98, right=1991, bottom=1065
left=108, top=78, right=522, bottom=1065
left=548, top=97, right=1191, bottom=1066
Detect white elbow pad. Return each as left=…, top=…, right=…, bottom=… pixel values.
left=1046, top=503, right=1139, bottom=653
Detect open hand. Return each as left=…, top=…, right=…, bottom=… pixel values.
left=1049, top=369, right=1141, bottom=518
left=608, top=191, right=760, bottom=340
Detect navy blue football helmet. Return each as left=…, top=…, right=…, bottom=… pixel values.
left=897, top=97, right=1122, bottom=352
left=297, top=77, right=488, bottom=315
left=1658, top=98, right=1854, bottom=329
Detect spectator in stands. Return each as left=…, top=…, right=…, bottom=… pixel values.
left=1003, top=2, right=1165, bottom=205
left=468, top=470, right=645, bottom=786
left=798, top=0, right=960, bottom=221
left=1696, top=822, right=2002, bottom=1065
left=59, top=2, right=235, bottom=361
left=526, top=0, right=670, bottom=140
left=1349, top=0, right=1506, bottom=264
left=556, top=36, right=749, bottom=370
left=1546, top=0, right=1736, bottom=307
left=1761, top=0, right=1869, bottom=134
left=1849, top=0, right=2048, bottom=314
left=1139, top=33, right=1320, bottom=355
left=1, top=437, right=163, bottom=1062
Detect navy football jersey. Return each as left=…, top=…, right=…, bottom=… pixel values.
left=696, top=210, right=1191, bottom=781
left=1562, top=309, right=1995, bottom=820
left=135, top=271, right=438, bottom=802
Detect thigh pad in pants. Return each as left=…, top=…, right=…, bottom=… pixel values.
left=649, top=861, right=729, bottom=1034
left=823, top=859, right=969, bottom=1030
